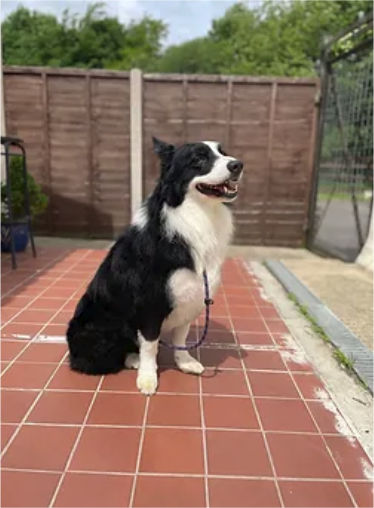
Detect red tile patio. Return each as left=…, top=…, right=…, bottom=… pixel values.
left=1, top=247, right=373, bottom=507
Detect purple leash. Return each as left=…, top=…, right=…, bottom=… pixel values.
left=159, top=269, right=213, bottom=350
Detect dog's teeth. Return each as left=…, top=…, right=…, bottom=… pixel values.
left=227, top=182, right=238, bottom=192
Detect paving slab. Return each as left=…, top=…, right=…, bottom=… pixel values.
left=1, top=248, right=373, bottom=508
left=265, top=260, right=373, bottom=394
left=283, top=257, right=373, bottom=351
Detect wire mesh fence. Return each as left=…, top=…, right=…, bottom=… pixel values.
left=308, top=15, right=373, bottom=261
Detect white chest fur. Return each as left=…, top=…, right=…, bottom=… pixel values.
left=161, top=197, right=233, bottom=332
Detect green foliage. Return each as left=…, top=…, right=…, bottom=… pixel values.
left=287, top=292, right=368, bottom=388
left=156, top=37, right=222, bottom=74
left=107, top=17, right=167, bottom=70
left=333, top=349, right=355, bottom=371
left=2, top=2, right=167, bottom=70
left=287, top=293, right=329, bottom=342
left=1, top=157, right=49, bottom=221
left=2, top=7, right=65, bottom=67
left=157, top=0, right=372, bottom=76
left=1, top=1, right=372, bottom=75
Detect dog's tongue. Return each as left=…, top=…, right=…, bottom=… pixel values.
left=212, top=181, right=238, bottom=192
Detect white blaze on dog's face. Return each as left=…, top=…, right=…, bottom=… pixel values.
left=190, top=141, right=244, bottom=203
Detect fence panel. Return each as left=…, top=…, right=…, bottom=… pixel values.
left=4, top=67, right=318, bottom=245
left=143, top=74, right=318, bottom=246
left=3, top=67, right=131, bottom=238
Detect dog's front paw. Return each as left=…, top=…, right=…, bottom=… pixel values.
left=176, top=357, right=205, bottom=375
left=136, top=370, right=158, bottom=395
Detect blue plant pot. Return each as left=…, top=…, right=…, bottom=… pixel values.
left=1, top=223, right=30, bottom=252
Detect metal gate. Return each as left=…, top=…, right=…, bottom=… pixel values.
left=308, top=14, right=373, bottom=261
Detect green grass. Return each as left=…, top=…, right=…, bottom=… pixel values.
left=333, top=349, right=355, bottom=371
left=317, top=191, right=371, bottom=202
left=287, top=292, right=365, bottom=385
left=287, top=293, right=329, bottom=343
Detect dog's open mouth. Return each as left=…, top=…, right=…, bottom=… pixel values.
left=196, top=179, right=239, bottom=199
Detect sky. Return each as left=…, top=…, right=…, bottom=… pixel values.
left=1, top=0, right=262, bottom=46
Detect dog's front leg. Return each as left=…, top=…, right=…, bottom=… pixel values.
left=173, top=323, right=204, bottom=375
left=136, top=334, right=159, bottom=395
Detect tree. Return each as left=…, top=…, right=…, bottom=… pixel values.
left=2, top=3, right=167, bottom=70
left=155, top=37, right=222, bottom=74
left=206, top=0, right=373, bottom=76
left=107, top=17, right=167, bottom=70
left=2, top=0, right=372, bottom=76
left=2, top=7, right=65, bottom=66
left=156, top=0, right=372, bottom=76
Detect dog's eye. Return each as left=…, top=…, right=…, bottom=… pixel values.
left=217, top=144, right=227, bottom=156
left=195, top=149, right=209, bottom=162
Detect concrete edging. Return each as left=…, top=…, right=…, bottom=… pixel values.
left=130, top=68, right=143, bottom=219
left=265, top=260, right=373, bottom=394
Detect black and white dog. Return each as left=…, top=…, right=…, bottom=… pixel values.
left=66, top=138, right=243, bottom=395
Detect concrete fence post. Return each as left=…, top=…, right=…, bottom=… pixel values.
left=130, top=68, right=143, bottom=218
left=356, top=203, right=373, bottom=271
left=1, top=41, right=6, bottom=181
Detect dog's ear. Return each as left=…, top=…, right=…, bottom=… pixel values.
left=152, top=137, right=174, bottom=154
left=152, top=137, right=175, bottom=175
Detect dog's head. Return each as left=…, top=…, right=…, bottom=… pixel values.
left=153, top=138, right=244, bottom=207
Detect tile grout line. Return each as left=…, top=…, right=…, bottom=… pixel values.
left=1, top=250, right=65, bottom=280
left=197, top=342, right=210, bottom=508
left=2, top=360, right=322, bottom=375
left=3, top=255, right=367, bottom=506
left=245, top=259, right=359, bottom=508
left=4, top=339, right=298, bottom=350
left=12, top=423, right=359, bottom=437
left=48, top=375, right=105, bottom=507
left=252, top=263, right=369, bottom=449
left=2, top=253, right=83, bottom=320
left=1, top=250, right=94, bottom=456
left=3, top=465, right=372, bottom=482
left=2, top=278, right=92, bottom=295
left=5, top=345, right=312, bottom=360
left=3, top=319, right=84, bottom=327
left=2, top=287, right=90, bottom=310
left=2, top=250, right=71, bottom=298
left=287, top=367, right=360, bottom=505
left=128, top=396, right=150, bottom=507
left=5, top=383, right=361, bottom=412
left=1, top=258, right=74, bottom=370
left=0, top=385, right=344, bottom=399
left=278, top=349, right=360, bottom=506
left=225, top=259, right=285, bottom=508
left=1, top=350, right=70, bottom=458
left=1, top=251, right=92, bottom=376
left=2, top=254, right=92, bottom=328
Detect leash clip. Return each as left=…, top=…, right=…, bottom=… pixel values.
left=204, top=298, right=214, bottom=305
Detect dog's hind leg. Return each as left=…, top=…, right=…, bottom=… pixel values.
left=172, top=323, right=204, bottom=375
left=68, top=327, right=126, bottom=375
left=125, top=353, right=140, bottom=369
left=67, top=317, right=137, bottom=375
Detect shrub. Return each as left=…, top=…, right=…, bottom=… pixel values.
left=1, top=156, right=48, bottom=222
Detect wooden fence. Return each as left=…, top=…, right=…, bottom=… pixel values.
left=3, top=66, right=319, bottom=245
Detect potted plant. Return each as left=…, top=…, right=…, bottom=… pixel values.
left=1, top=156, right=49, bottom=252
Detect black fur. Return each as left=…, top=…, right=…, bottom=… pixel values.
left=66, top=140, right=218, bottom=375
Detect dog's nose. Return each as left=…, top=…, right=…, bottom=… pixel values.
left=227, top=160, right=243, bottom=178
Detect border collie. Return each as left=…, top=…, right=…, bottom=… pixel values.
left=66, top=138, right=243, bottom=395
